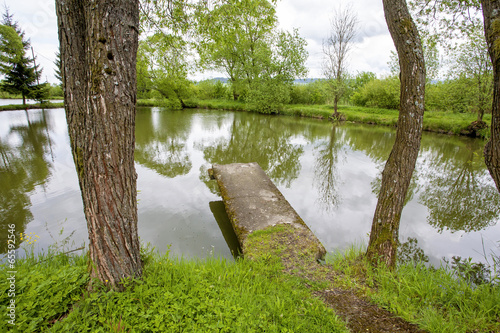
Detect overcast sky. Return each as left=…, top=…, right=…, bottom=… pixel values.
left=5, top=0, right=395, bottom=84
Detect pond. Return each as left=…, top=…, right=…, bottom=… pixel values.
left=1, top=107, right=499, bottom=265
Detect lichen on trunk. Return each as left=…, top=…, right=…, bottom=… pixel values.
left=366, top=0, right=426, bottom=268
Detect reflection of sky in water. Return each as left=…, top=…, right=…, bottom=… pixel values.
left=1, top=107, right=499, bottom=266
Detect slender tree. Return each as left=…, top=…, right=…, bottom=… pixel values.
left=322, top=6, right=358, bottom=119
left=366, top=0, right=426, bottom=267
left=56, top=0, right=142, bottom=289
left=481, top=0, right=500, bottom=193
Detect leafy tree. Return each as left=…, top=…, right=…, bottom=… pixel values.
left=0, top=24, right=22, bottom=71
left=194, top=0, right=277, bottom=100
left=322, top=5, right=358, bottom=119
left=409, top=0, right=500, bottom=194
left=139, top=0, right=192, bottom=105
left=246, top=29, right=308, bottom=113
left=194, top=0, right=307, bottom=112
left=351, top=76, right=400, bottom=109
left=448, top=26, right=492, bottom=122
left=139, top=34, right=191, bottom=106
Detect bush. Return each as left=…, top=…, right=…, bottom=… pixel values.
left=195, top=79, right=229, bottom=100
left=247, top=79, right=292, bottom=114
left=290, top=80, right=329, bottom=105
left=351, top=76, right=400, bottom=110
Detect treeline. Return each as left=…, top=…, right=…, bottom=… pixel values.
left=139, top=71, right=492, bottom=119
left=135, top=0, right=492, bottom=122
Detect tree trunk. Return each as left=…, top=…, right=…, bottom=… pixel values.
left=332, top=95, right=339, bottom=118
left=366, top=0, right=426, bottom=267
left=481, top=0, right=500, bottom=193
left=56, top=0, right=142, bottom=289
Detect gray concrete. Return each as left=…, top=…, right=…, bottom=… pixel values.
left=210, top=162, right=326, bottom=259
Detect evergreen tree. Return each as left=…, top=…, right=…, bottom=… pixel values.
left=0, top=8, right=44, bottom=104
left=54, top=51, right=62, bottom=85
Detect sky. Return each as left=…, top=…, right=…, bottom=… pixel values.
left=5, top=0, right=395, bottom=84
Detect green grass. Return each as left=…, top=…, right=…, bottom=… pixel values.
left=189, top=99, right=491, bottom=139
left=0, top=102, right=64, bottom=111
left=2, top=243, right=499, bottom=332
left=326, top=247, right=500, bottom=333
left=0, top=248, right=347, bottom=332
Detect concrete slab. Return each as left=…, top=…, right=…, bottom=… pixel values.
left=210, top=162, right=326, bottom=260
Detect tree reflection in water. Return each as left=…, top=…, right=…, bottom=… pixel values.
left=135, top=108, right=193, bottom=178
left=417, top=137, right=500, bottom=233
left=0, top=110, right=53, bottom=252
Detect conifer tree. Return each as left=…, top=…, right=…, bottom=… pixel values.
left=0, top=8, right=44, bottom=104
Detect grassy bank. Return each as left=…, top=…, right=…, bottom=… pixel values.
left=0, top=248, right=346, bottom=332
left=190, top=99, right=491, bottom=139
left=328, top=246, right=500, bottom=333
left=0, top=102, right=64, bottom=111
left=2, top=240, right=498, bottom=332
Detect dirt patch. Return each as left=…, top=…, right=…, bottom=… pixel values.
left=245, top=224, right=427, bottom=333
left=315, top=289, right=426, bottom=333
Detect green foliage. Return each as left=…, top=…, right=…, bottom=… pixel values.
left=290, top=80, right=330, bottom=105
left=138, top=0, right=193, bottom=103
left=0, top=9, right=45, bottom=104
left=48, top=83, right=63, bottom=98
left=194, top=0, right=307, bottom=106
left=0, top=250, right=89, bottom=332
left=0, top=24, right=23, bottom=71
left=194, top=79, right=229, bottom=100
left=351, top=76, right=400, bottom=109
left=246, top=78, right=291, bottom=114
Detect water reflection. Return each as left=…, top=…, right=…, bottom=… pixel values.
left=313, top=126, right=346, bottom=210
left=0, top=108, right=498, bottom=265
left=196, top=113, right=304, bottom=188
left=0, top=111, right=53, bottom=252
left=398, top=237, right=429, bottom=264
left=135, top=108, right=193, bottom=178
left=417, top=136, right=500, bottom=233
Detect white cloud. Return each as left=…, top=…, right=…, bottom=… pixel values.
left=277, top=0, right=394, bottom=78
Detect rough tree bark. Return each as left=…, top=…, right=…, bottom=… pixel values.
left=56, top=0, right=142, bottom=289
left=366, top=0, right=426, bottom=267
left=481, top=0, right=500, bottom=193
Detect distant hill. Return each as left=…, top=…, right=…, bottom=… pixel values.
left=198, top=77, right=323, bottom=84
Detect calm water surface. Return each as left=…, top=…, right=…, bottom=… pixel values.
left=1, top=107, right=499, bottom=265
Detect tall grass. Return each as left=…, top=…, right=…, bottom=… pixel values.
left=0, top=248, right=347, bottom=332
left=327, top=247, right=500, bottom=333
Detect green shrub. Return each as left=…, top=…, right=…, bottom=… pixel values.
left=195, top=79, right=230, bottom=100
left=247, top=79, right=292, bottom=114
left=351, top=76, right=400, bottom=110
left=290, top=80, right=329, bottom=105
left=0, top=250, right=89, bottom=332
